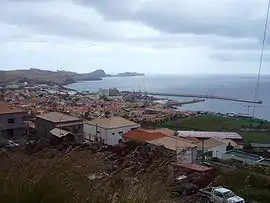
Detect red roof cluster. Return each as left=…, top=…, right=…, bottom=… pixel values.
left=123, top=129, right=166, bottom=141
left=175, top=163, right=212, bottom=172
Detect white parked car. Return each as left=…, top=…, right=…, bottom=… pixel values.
left=200, top=186, right=245, bottom=203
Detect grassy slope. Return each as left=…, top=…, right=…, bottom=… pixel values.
left=215, top=165, right=270, bottom=203
left=0, top=146, right=172, bottom=203
left=241, top=132, right=270, bottom=144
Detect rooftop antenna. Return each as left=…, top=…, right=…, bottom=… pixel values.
left=252, top=0, right=270, bottom=116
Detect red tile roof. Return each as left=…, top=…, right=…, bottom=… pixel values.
left=0, top=102, right=26, bottom=115
left=172, top=163, right=212, bottom=172
left=123, top=129, right=166, bottom=141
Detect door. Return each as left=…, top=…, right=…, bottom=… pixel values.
left=213, top=190, right=224, bottom=203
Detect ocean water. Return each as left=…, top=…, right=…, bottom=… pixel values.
left=67, top=75, right=270, bottom=120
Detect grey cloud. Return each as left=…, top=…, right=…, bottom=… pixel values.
left=74, top=0, right=138, bottom=20
left=0, top=0, right=269, bottom=52
left=211, top=51, right=270, bottom=62
left=75, top=0, right=269, bottom=40
left=0, top=12, right=117, bottom=41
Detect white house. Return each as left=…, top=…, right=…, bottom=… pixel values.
left=84, top=116, right=140, bottom=145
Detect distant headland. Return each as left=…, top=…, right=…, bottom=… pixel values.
left=0, top=68, right=145, bottom=85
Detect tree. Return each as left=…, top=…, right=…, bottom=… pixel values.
left=243, top=141, right=253, bottom=150
left=82, top=111, right=90, bottom=120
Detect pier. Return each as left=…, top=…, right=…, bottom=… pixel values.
left=147, top=92, right=262, bottom=104
left=165, top=99, right=205, bottom=108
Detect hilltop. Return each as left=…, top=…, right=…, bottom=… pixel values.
left=0, top=69, right=144, bottom=85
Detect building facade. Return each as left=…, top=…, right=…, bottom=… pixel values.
left=84, top=116, right=140, bottom=145
left=197, top=138, right=227, bottom=158
left=36, top=112, right=84, bottom=142
left=0, top=102, right=28, bottom=140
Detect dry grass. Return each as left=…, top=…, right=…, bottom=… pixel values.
left=0, top=146, right=173, bottom=203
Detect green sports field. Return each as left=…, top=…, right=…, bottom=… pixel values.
left=167, top=114, right=270, bottom=144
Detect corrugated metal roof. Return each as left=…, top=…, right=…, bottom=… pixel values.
left=177, top=131, right=242, bottom=140
left=37, top=112, right=82, bottom=123
left=123, top=130, right=166, bottom=141
left=50, top=128, right=71, bottom=138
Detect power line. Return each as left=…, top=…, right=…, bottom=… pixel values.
left=252, top=0, right=270, bottom=117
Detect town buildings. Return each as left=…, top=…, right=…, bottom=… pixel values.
left=84, top=116, right=140, bottom=145
left=148, top=136, right=198, bottom=164
left=36, top=112, right=84, bottom=142
left=123, top=129, right=198, bottom=164
left=0, top=101, right=28, bottom=140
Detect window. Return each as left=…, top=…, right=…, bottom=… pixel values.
left=97, top=130, right=100, bottom=134
left=118, top=131, right=123, bottom=134
left=112, top=132, right=115, bottom=135
left=214, top=191, right=223, bottom=198
left=8, top=118, right=15, bottom=123
left=72, top=127, right=78, bottom=133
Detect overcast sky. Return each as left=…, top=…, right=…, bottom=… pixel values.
left=0, top=0, right=270, bottom=74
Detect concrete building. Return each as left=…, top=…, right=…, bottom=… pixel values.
left=109, top=88, right=119, bottom=96
left=178, top=131, right=243, bottom=144
left=169, top=162, right=213, bottom=188
left=84, top=116, right=140, bottom=145
left=148, top=136, right=198, bottom=164
left=123, top=129, right=197, bottom=163
left=36, top=112, right=84, bottom=142
left=0, top=102, right=28, bottom=140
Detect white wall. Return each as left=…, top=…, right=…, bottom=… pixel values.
left=84, top=123, right=140, bottom=145
left=206, top=144, right=227, bottom=158
left=177, top=147, right=197, bottom=164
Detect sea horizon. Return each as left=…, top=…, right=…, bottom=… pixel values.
left=67, top=74, right=270, bottom=121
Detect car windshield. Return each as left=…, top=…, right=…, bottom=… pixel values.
left=224, top=191, right=235, bottom=198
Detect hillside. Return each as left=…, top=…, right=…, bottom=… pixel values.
left=0, top=69, right=107, bottom=85
left=0, top=69, right=145, bottom=85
